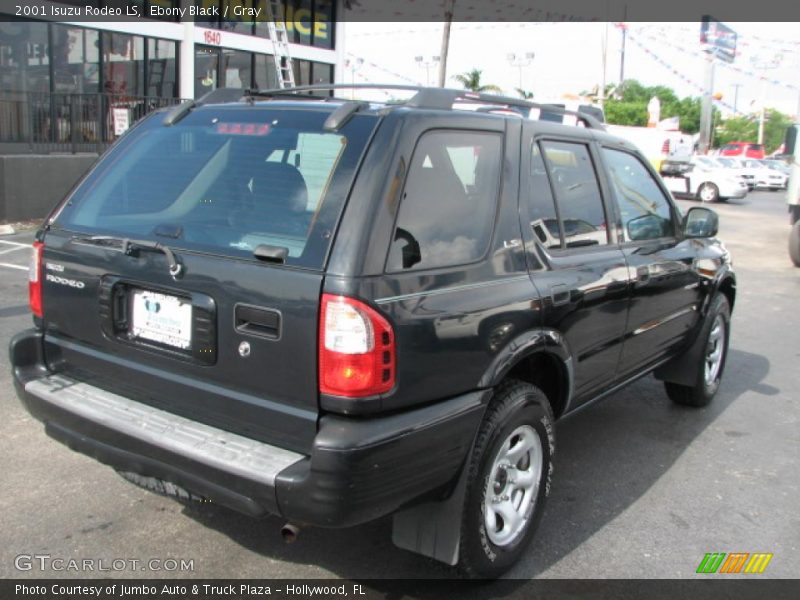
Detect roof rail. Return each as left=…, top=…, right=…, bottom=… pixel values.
left=248, top=84, right=606, bottom=130
left=163, top=84, right=605, bottom=131
left=163, top=88, right=249, bottom=126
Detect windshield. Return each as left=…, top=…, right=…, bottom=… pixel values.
left=53, top=106, right=377, bottom=269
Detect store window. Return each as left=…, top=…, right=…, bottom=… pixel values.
left=292, top=59, right=311, bottom=86
left=195, top=46, right=219, bottom=99
left=147, top=39, right=177, bottom=97
left=311, top=62, right=332, bottom=85
left=51, top=25, right=100, bottom=94
left=312, top=0, right=334, bottom=48
left=254, top=54, right=278, bottom=90
left=103, top=32, right=145, bottom=96
left=222, top=49, right=253, bottom=88
left=221, top=0, right=255, bottom=35
left=0, top=20, right=50, bottom=93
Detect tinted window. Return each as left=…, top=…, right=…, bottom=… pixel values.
left=55, top=109, right=376, bottom=269
left=602, top=148, right=675, bottom=242
left=528, top=143, right=561, bottom=249
left=388, top=131, right=502, bottom=271
left=541, top=141, right=609, bottom=248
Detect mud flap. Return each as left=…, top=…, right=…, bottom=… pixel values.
left=653, top=312, right=709, bottom=388
left=391, top=457, right=470, bottom=566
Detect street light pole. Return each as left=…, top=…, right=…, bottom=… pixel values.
left=415, top=56, right=440, bottom=86
left=507, top=52, right=535, bottom=93
left=343, top=58, right=363, bottom=99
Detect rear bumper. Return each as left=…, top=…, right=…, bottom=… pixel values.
left=10, top=329, right=487, bottom=527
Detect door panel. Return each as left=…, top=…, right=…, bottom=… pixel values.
left=520, top=130, right=630, bottom=407
left=597, top=145, right=704, bottom=378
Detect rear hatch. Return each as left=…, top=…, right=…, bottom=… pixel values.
left=39, top=103, right=378, bottom=453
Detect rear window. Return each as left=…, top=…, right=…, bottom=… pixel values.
left=53, top=107, right=376, bottom=269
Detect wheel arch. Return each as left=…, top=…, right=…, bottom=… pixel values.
left=479, top=329, right=574, bottom=419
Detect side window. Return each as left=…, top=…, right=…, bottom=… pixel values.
left=541, top=141, right=609, bottom=248
left=387, top=130, right=502, bottom=271
left=601, top=147, right=675, bottom=242
left=527, top=143, right=562, bottom=249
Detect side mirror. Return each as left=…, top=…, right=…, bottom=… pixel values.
left=683, top=207, right=719, bottom=238
left=627, top=213, right=667, bottom=241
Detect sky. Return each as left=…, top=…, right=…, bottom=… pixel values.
left=342, top=22, right=800, bottom=118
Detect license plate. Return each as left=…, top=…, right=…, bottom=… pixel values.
left=130, top=290, right=192, bottom=350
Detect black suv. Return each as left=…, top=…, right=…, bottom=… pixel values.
left=10, top=85, right=735, bottom=578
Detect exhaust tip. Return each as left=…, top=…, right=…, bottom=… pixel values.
left=281, top=523, right=300, bottom=543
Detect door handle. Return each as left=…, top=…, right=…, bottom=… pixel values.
left=234, top=304, right=281, bottom=339
left=551, top=284, right=570, bottom=306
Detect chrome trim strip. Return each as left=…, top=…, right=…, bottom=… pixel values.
left=375, top=275, right=530, bottom=305
left=25, top=375, right=303, bottom=486
left=632, top=305, right=697, bottom=336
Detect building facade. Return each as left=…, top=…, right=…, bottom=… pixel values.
left=0, top=0, right=343, bottom=153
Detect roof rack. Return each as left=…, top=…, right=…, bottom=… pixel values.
left=163, top=85, right=605, bottom=131
left=248, top=84, right=606, bottom=130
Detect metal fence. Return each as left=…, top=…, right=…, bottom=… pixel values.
left=0, top=92, right=187, bottom=154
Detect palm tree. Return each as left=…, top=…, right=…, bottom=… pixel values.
left=453, top=69, right=502, bottom=93
left=515, top=88, right=534, bottom=100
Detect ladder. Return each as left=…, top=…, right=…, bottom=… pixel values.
left=264, top=0, right=296, bottom=89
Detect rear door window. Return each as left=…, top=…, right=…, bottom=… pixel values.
left=54, top=108, right=375, bottom=269
left=540, top=140, right=609, bottom=248
left=387, top=130, right=502, bottom=271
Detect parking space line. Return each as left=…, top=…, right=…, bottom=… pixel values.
left=0, top=240, right=29, bottom=248
left=0, top=262, right=28, bottom=271
left=0, top=245, right=28, bottom=256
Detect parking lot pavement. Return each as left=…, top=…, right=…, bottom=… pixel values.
left=0, top=191, right=798, bottom=580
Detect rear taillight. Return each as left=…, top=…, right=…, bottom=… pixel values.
left=661, top=139, right=671, bottom=154
left=319, top=294, right=395, bottom=398
left=29, top=241, right=43, bottom=317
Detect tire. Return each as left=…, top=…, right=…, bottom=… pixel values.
left=696, top=182, right=720, bottom=203
left=664, top=294, right=731, bottom=407
left=458, top=380, right=554, bottom=579
left=790, top=220, right=800, bottom=268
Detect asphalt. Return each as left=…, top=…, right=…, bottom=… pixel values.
left=0, top=190, right=797, bottom=580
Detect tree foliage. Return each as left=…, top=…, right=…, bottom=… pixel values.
left=453, top=69, right=502, bottom=93
left=714, top=110, right=793, bottom=154
left=602, top=80, right=706, bottom=134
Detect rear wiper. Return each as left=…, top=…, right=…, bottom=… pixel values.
left=70, top=235, right=183, bottom=279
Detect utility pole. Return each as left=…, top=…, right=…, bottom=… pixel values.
left=599, top=20, right=609, bottom=109
left=438, top=0, right=455, bottom=88
left=731, top=83, right=743, bottom=116
left=750, top=54, right=782, bottom=145
left=619, top=24, right=627, bottom=87
left=698, top=54, right=715, bottom=154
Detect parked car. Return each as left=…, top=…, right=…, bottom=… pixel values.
left=718, top=141, right=766, bottom=159
left=739, top=158, right=787, bottom=190
left=662, top=155, right=749, bottom=202
left=758, top=159, right=790, bottom=189
left=10, top=86, right=736, bottom=578
left=715, top=156, right=756, bottom=190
